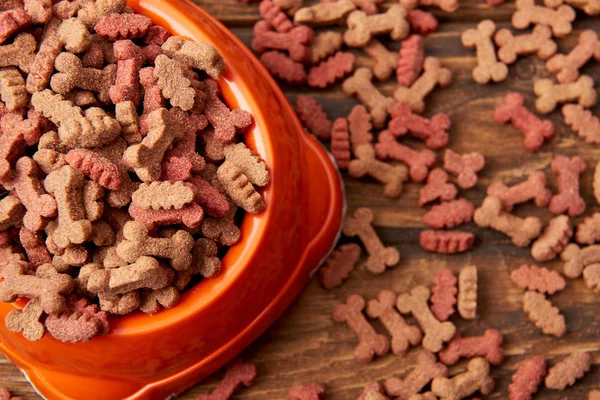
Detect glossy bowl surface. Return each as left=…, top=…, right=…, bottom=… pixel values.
left=0, top=1, right=344, bottom=398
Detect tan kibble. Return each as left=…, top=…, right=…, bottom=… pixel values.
left=132, top=181, right=195, bottom=210
left=0, top=67, right=28, bottom=110
left=294, top=0, right=356, bottom=26
left=344, top=6, right=409, bottom=48
left=431, top=358, right=495, bottom=400
left=223, top=143, right=269, bottom=187
left=57, top=17, right=92, bottom=53
left=0, top=196, right=24, bottom=231
left=310, top=31, right=343, bottom=64
left=0, top=33, right=36, bottom=72
left=161, top=36, right=225, bottom=80
left=533, top=75, right=597, bottom=114
left=523, top=291, right=565, bottom=337
left=5, top=298, right=45, bottom=341
left=342, top=68, right=395, bottom=128
left=545, top=352, right=591, bottom=390
left=457, top=265, right=477, bottom=319
left=153, top=54, right=195, bottom=111
left=348, top=144, right=408, bottom=198
left=217, top=161, right=265, bottom=214
left=461, top=20, right=508, bottom=84
left=87, top=256, right=169, bottom=294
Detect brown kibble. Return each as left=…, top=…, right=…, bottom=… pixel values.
left=0, top=32, right=35, bottom=72
left=153, top=54, right=195, bottom=111
left=531, top=215, right=572, bottom=262
left=461, top=20, right=508, bottom=84
left=217, top=161, right=265, bottom=214
left=123, top=108, right=184, bottom=182
left=82, top=180, right=104, bottom=221
left=342, top=68, right=394, bottom=128
left=431, top=358, right=495, bottom=399
left=0, top=112, right=42, bottom=183
left=357, top=383, right=387, bottom=400
left=190, top=238, right=221, bottom=278
left=396, top=285, right=456, bottom=352
left=0, top=196, right=23, bottom=232
left=457, top=265, right=477, bottom=320
left=57, top=17, right=91, bottom=53
left=393, top=57, right=452, bottom=114
left=310, top=31, right=343, bottom=64
left=344, top=6, right=409, bottom=48
left=26, top=18, right=61, bottom=93
left=443, top=149, right=484, bottom=190
left=117, top=221, right=194, bottom=271
left=561, top=243, right=600, bottom=278
left=0, top=261, right=74, bottom=314
left=563, top=104, right=600, bottom=144
left=76, top=0, right=127, bottom=28
left=534, top=75, right=597, bottom=114
left=343, top=207, right=400, bottom=273
left=523, top=291, right=565, bottom=337
left=0, top=67, right=28, bottom=110
left=364, top=40, right=398, bottom=81
left=332, top=294, right=390, bottom=363
left=546, top=30, right=600, bottom=83
left=349, top=145, right=408, bottom=198
left=139, top=286, right=180, bottom=314
left=223, top=143, right=269, bottom=187
left=24, top=0, right=51, bottom=24
left=495, top=25, right=556, bottom=64
left=595, top=161, right=600, bottom=206
left=576, top=213, right=600, bottom=244
left=366, top=290, right=422, bottom=356
left=33, top=149, right=66, bottom=174
left=5, top=298, right=45, bottom=341
left=474, top=196, right=542, bottom=247
left=318, top=243, right=361, bottom=290
left=115, top=101, right=141, bottom=144
left=132, top=181, right=195, bottom=210
left=583, top=264, right=600, bottom=293
left=384, top=351, right=447, bottom=399
left=486, top=171, right=551, bottom=211
left=161, top=36, right=225, bottom=80
left=512, top=0, right=575, bottom=38
left=98, top=291, right=141, bottom=315
left=511, top=265, right=566, bottom=295
left=87, top=256, right=168, bottom=294
left=545, top=352, right=591, bottom=390
left=294, top=0, right=356, bottom=26
left=439, top=329, right=504, bottom=366
left=44, top=165, right=92, bottom=248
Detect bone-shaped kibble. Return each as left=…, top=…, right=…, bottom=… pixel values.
left=288, top=383, right=325, bottom=400
left=365, top=39, right=399, bottom=81
left=153, top=54, right=195, bottom=111
left=5, top=298, right=45, bottom=341
left=349, top=145, right=408, bottom=198
left=495, top=25, right=557, bottom=64
left=512, top=0, right=575, bottom=38
left=493, top=92, right=554, bottom=152
left=534, top=75, right=597, bottom=114
left=342, top=68, right=394, bottom=128
left=196, top=359, right=257, bottom=400
left=401, top=0, right=458, bottom=11
left=57, top=17, right=92, bottom=53
left=396, top=285, right=456, bottom=352
left=344, top=5, right=409, bottom=48
left=457, top=265, right=477, bottom=319
left=439, top=329, right=504, bottom=366
left=31, top=90, right=121, bottom=149
left=50, top=52, right=116, bottom=104
left=549, top=155, right=586, bottom=217
left=375, top=130, right=435, bottom=182
left=203, top=79, right=253, bottom=143
left=546, top=30, right=600, bottom=83
left=431, top=358, right=495, bottom=400
left=388, top=102, right=450, bottom=149
left=419, top=168, right=457, bottom=206
left=0, top=67, right=28, bottom=110
left=0, top=196, right=23, bottom=231
left=366, top=290, right=422, bottom=356
left=461, top=20, right=508, bottom=84
left=343, top=207, right=400, bottom=273
left=3, top=157, right=57, bottom=232
left=443, top=149, right=484, bottom=189
left=123, top=108, right=184, bottom=182
left=76, top=0, right=127, bottom=28
left=546, top=0, right=600, bottom=14
left=0, top=261, right=73, bottom=314
left=561, top=243, right=600, bottom=278
left=318, top=243, right=361, bottom=290
left=332, top=294, right=390, bottom=363
left=117, top=221, right=194, bottom=271
left=87, top=256, right=169, bottom=294
left=252, top=21, right=312, bottom=62
left=393, top=57, right=452, bottom=114
left=523, top=291, right=565, bottom=337
left=474, top=196, right=542, bottom=247
left=202, top=200, right=241, bottom=246
left=310, top=31, right=343, bottom=64
left=487, top=171, right=551, bottom=212
left=384, top=350, right=448, bottom=399
left=0, top=109, right=41, bottom=183
left=294, top=0, right=356, bottom=26
left=43, top=165, right=92, bottom=248
left=24, top=0, right=52, bottom=24
left=0, top=33, right=35, bottom=72
left=531, top=215, right=572, bottom=262
left=161, top=36, right=225, bottom=80
left=98, top=291, right=141, bottom=315
left=139, top=285, right=180, bottom=314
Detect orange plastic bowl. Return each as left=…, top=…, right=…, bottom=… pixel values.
left=0, top=1, right=344, bottom=398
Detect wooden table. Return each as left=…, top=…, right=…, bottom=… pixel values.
left=2, top=0, right=600, bottom=398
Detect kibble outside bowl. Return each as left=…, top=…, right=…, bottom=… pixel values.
left=0, top=1, right=344, bottom=398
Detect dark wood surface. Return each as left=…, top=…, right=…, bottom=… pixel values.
left=2, top=0, right=600, bottom=398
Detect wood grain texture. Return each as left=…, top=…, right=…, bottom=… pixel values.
left=2, top=0, right=600, bottom=398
